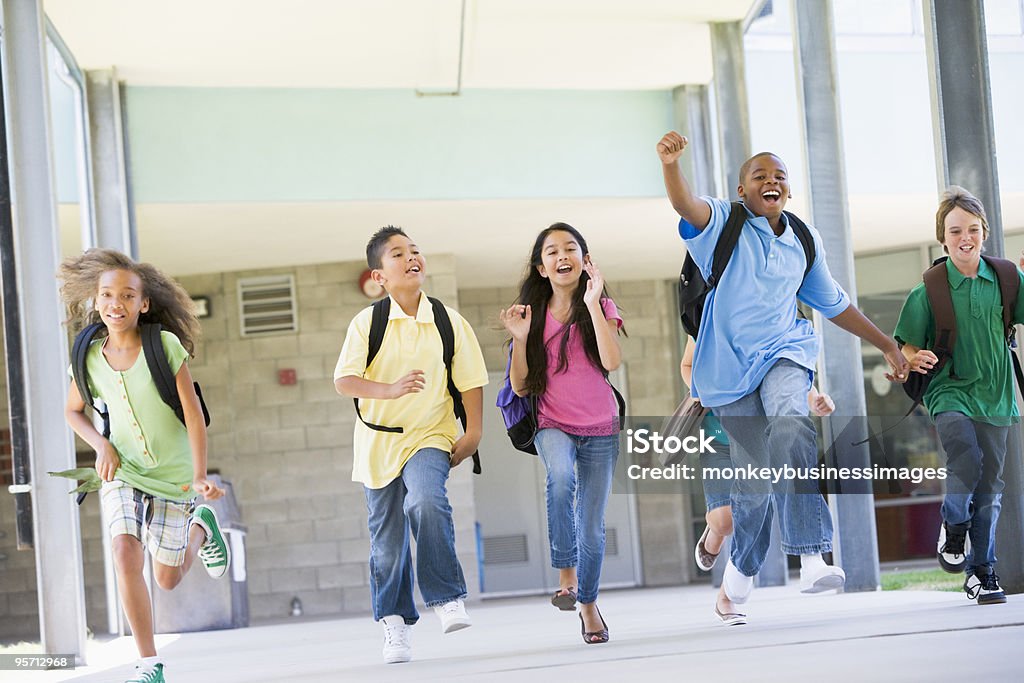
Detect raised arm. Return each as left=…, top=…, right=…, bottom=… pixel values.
left=583, top=261, right=622, bottom=372
left=499, top=304, right=532, bottom=396
left=657, top=131, right=712, bottom=230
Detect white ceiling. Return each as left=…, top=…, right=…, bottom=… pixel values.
left=44, top=0, right=1024, bottom=286
left=59, top=192, right=1024, bottom=289
left=44, top=0, right=758, bottom=90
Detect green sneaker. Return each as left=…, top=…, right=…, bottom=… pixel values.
left=125, top=661, right=164, bottom=682
left=193, top=504, right=230, bottom=579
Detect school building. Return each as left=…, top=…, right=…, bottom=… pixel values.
left=2, top=0, right=1023, bottom=655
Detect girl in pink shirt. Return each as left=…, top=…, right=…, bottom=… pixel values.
left=500, top=223, right=624, bottom=645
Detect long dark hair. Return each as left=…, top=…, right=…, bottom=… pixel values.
left=511, top=223, right=620, bottom=395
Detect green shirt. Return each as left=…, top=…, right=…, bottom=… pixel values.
left=893, top=258, right=1024, bottom=425
left=74, top=331, right=194, bottom=500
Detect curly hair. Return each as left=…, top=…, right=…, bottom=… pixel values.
left=57, top=248, right=201, bottom=355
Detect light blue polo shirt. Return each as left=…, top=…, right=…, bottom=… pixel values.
left=680, top=197, right=850, bottom=407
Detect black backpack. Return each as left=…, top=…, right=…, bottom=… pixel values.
left=72, top=322, right=211, bottom=440
left=354, top=296, right=481, bottom=475
left=678, top=202, right=816, bottom=338
left=901, top=255, right=1024, bottom=410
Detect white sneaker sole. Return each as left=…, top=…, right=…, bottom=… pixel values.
left=383, top=650, right=412, bottom=664
left=800, top=573, right=846, bottom=594
left=442, top=619, right=472, bottom=634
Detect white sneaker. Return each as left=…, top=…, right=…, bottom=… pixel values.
left=799, top=564, right=846, bottom=593
left=937, top=522, right=970, bottom=574
left=434, top=599, right=472, bottom=634
left=380, top=615, right=412, bottom=664
left=722, top=560, right=754, bottom=605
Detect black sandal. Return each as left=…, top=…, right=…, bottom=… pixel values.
left=579, top=606, right=609, bottom=644
left=551, top=587, right=577, bottom=611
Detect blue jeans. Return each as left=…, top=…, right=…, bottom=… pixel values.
left=935, top=412, right=1009, bottom=575
left=715, top=359, right=834, bottom=577
left=364, top=448, right=467, bottom=624
left=534, top=429, right=619, bottom=604
left=700, top=440, right=733, bottom=512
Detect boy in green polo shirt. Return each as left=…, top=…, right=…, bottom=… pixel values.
left=334, top=226, right=488, bottom=664
left=894, top=186, right=1023, bottom=605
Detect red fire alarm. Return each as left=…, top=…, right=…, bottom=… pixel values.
left=278, top=368, right=297, bottom=386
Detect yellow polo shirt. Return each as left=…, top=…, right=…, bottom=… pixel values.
left=334, top=293, right=488, bottom=488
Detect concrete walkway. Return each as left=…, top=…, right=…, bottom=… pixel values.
left=10, top=583, right=1024, bottom=683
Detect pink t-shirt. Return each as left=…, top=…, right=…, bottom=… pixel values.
left=536, top=298, right=622, bottom=436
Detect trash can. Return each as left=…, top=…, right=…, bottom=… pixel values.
left=153, top=474, right=249, bottom=633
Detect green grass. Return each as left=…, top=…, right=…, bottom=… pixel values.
left=881, top=568, right=963, bottom=592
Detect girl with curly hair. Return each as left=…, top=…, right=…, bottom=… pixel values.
left=59, top=248, right=228, bottom=683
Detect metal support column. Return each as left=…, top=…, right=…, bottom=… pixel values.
left=924, top=0, right=1023, bottom=593
left=792, top=0, right=880, bottom=591
left=710, top=21, right=788, bottom=587
left=672, top=85, right=716, bottom=197
left=1, top=0, right=88, bottom=657
left=85, top=68, right=136, bottom=256
left=710, top=21, right=752, bottom=201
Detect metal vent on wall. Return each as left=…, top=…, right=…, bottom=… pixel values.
left=604, top=527, right=619, bottom=556
left=237, top=275, right=298, bottom=336
left=482, top=534, right=529, bottom=565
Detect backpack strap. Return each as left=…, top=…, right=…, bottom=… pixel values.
left=141, top=324, right=212, bottom=427
left=983, top=256, right=1020, bottom=343
left=429, top=297, right=481, bottom=475
left=923, top=259, right=957, bottom=377
left=982, top=256, right=1024, bottom=398
left=142, top=324, right=183, bottom=421
left=707, top=202, right=748, bottom=287
left=354, top=298, right=403, bottom=434
left=782, top=211, right=817, bottom=282
left=72, top=322, right=110, bottom=437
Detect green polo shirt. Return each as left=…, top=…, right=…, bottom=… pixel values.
left=72, top=331, right=194, bottom=500
left=894, top=258, right=1024, bottom=425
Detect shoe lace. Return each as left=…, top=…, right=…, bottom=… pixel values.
left=383, top=622, right=409, bottom=648
left=980, top=573, right=1002, bottom=591
left=942, top=526, right=967, bottom=555
left=199, top=539, right=225, bottom=564
left=127, top=664, right=161, bottom=683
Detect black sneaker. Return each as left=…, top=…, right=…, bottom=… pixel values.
left=964, top=571, right=1007, bottom=605
left=937, top=522, right=969, bottom=573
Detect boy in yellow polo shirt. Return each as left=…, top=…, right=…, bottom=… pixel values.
left=334, top=226, right=487, bottom=664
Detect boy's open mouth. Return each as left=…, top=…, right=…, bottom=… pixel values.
left=406, top=265, right=421, bottom=273
left=761, top=190, right=781, bottom=204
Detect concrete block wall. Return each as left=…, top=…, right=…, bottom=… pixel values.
left=174, top=251, right=479, bottom=622
left=0, top=252, right=479, bottom=642
left=456, top=278, right=696, bottom=588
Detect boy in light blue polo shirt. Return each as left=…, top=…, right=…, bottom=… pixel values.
left=656, top=131, right=909, bottom=618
